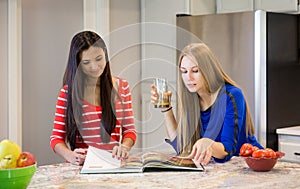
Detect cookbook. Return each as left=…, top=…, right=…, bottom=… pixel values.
left=80, top=146, right=204, bottom=174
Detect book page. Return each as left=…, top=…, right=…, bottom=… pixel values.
left=122, top=151, right=204, bottom=171
left=142, top=152, right=200, bottom=169
left=81, top=146, right=143, bottom=174
left=80, top=146, right=120, bottom=173
left=121, top=156, right=143, bottom=168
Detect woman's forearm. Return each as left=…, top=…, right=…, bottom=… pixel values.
left=54, top=143, right=73, bottom=161
left=121, top=137, right=134, bottom=148
left=212, top=141, right=228, bottom=159
left=162, top=108, right=178, bottom=141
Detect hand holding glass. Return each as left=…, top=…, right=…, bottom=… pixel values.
left=153, top=78, right=170, bottom=108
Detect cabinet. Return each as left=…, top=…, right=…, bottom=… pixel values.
left=255, top=0, right=298, bottom=12
left=217, top=0, right=298, bottom=14
left=216, top=0, right=253, bottom=13
left=277, top=126, right=300, bottom=163
left=190, top=0, right=215, bottom=15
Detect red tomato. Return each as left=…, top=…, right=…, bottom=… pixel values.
left=265, top=148, right=276, bottom=158
left=275, top=151, right=285, bottom=158
left=252, top=149, right=268, bottom=158
left=252, top=146, right=259, bottom=152
left=239, top=143, right=254, bottom=156
left=252, top=149, right=277, bottom=158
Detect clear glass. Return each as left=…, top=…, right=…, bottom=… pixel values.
left=154, top=78, right=170, bottom=108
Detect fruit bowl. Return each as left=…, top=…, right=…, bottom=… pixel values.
left=0, top=163, right=36, bottom=189
left=243, top=151, right=285, bottom=172
left=244, top=156, right=278, bottom=172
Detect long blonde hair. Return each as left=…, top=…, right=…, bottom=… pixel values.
left=176, top=43, right=255, bottom=155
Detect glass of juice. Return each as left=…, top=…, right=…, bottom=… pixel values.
left=154, top=78, right=170, bottom=108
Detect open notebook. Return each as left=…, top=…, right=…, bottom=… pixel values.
left=80, top=146, right=204, bottom=174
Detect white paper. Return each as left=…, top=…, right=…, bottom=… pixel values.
left=80, top=146, right=142, bottom=174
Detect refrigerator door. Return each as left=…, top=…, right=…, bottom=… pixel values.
left=266, top=12, right=300, bottom=150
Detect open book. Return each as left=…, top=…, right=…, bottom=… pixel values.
left=80, top=146, right=204, bottom=174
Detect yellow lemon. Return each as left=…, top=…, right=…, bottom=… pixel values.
left=0, top=139, right=21, bottom=169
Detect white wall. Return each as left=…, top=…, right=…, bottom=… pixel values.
left=0, top=0, right=8, bottom=140
left=140, top=0, right=188, bottom=152
left=109, top=0, right=142, bottom=149
left=22, top=0, right=83, bottom=165
left=0, top=0, right=22, bottom=145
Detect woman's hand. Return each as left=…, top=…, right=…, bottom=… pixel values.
left=67, top=148, right=87, bottom=166
left=150, top=84, right=172, bottom=108
left=187, top=138, right=215, bottom=165
left=150, top=84, right=159, bottom=105
left=112, top=144, right=131, bottom=160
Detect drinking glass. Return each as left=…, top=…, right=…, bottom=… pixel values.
left=154, top=78, right=170, bottom=108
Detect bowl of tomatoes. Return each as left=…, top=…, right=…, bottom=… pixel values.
left=239, top=143, right=285, bottom=172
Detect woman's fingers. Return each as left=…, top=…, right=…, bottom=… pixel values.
left=74, top=148, right=87, bottom=153
left=187, top=145, right=196, bottom=159
left=150, top=84, right=159, bottom=104
left=202, top=148, right=212, bottom=165
left=112, top=145, right=130, bottom=160
left=193, top=149, right=209, bottom=165
left=151, top=84, right=173, bottom=106
left=112, top=146, right=118, bottom=158
left=151, top=84, right=157, bottom=90
left=72, top=148, right=87, bottom=165
left=167, top=91, right=172, bottom=99
left=188, top=139, right=213, bottom=165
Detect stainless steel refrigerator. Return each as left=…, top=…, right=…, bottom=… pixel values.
left=176, top=11, right=300, bottom=150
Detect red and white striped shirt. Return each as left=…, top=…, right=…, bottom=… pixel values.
left=50, top=77, right=136, bottom=151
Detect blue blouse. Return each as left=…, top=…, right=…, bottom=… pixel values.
left=166, top=84, right=263, bottom=163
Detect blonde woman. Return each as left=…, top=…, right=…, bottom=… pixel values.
left=151, top=43, right=262, bottom=164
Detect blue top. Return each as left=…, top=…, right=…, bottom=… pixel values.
left=166, top=83, right=263, bottom=163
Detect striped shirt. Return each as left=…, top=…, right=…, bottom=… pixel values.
left=50, top=77, right=136, bottom=151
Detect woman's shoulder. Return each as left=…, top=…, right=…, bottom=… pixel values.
left=112, top=76, right=129, bottom=88
left=225, top=83, right=242, bottom=94
left=224, top=83, right=244, bottom=100
left=113, top=76, right=128, bottom=83
left=57, top=85, right=68, bottom=93
left=56, top=85, right=68, bottom=99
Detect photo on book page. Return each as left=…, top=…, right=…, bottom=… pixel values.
left=121, top=151, right=205, bottom=171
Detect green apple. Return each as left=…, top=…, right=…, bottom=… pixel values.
left=0, top=139, right=21, bottom=169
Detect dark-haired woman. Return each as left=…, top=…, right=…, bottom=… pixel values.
left=50, top=31, right=136, bottom=165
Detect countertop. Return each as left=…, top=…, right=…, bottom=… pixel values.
left=28, top=157, right=300, bottom=189
left=276, top=125, right=300, bottom=136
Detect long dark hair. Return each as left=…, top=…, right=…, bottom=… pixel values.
left=63, top=31, right=117, bottom=150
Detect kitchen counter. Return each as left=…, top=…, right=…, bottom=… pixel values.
left=277, top=126, right=300, bottom=136
left=277, top=126, right=300, bottom=163
left=28, top=157, right=300, bottom=189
